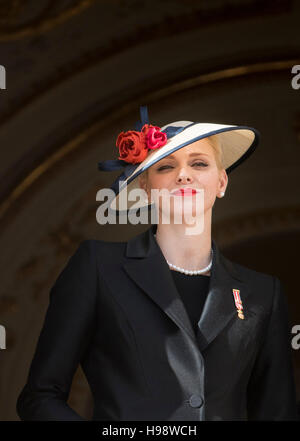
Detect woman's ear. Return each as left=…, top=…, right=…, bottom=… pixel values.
left=218, top=169, right=228, bottom=195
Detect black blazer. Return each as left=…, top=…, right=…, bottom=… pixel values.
left=16, top=224, right=298, bottom=421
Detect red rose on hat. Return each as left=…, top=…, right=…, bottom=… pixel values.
left=116, top=130, right=148, bottom=164
left=116, top=124, right=167, bottom=164
left=142, top=124, right=167, bottom=150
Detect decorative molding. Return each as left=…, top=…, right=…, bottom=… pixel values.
left=0, top=0, right=96, bottom=41
left=214, top=205, right=300, bottom=248
left=0, top=1, right=294, bottom=125
left=0, top=0, right=291, bottom=42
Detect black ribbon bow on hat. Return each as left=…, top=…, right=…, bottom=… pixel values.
left=97, top=105, right=189, bottom=195
left=97, top=105, right=151, bottom=195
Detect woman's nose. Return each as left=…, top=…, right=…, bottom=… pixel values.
left=176, top=171, right=192, bottom=183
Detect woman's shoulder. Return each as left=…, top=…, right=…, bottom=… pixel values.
left=230, top=258, right=275, bottom=283
left=215, top=240, right=278, bottom=288
left=74, top=238, right=127, bottom=262
left=225, top=256, right=284, bottom=299
left=57, top=239, right=127, bottom=284
left=80, top=238, right=127, bottom=249
left=225, top=257, right=288, bottom=316
left=220, top=248, right=279, bottom=287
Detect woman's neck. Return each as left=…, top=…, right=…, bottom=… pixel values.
left=154, top=219, right=213, bottom=275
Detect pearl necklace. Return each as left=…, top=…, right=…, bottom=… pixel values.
left=154, top=233, right=213, bottom=276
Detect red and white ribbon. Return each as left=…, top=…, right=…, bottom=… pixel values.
left=233, top=289, right=243, bottom=310
left=232, top=289, right=244, bottom=319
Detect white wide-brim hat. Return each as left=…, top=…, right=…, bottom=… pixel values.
left=98, top=105, right=260, bottom=212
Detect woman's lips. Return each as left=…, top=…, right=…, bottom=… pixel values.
left=171, top=188, right=199, bottom=196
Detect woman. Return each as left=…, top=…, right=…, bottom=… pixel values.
left=16, top=106, right=298, bottom=421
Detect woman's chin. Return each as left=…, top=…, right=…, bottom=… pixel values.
left=154, top=197, right=207, bottom=222
left=160, top=207, right=205, bottom=223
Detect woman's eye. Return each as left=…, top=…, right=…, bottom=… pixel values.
left=157, top=162, right=207, bottom=171
left=157, top=165, right=173, bottom=171
left=193, top=162, right=207, bottom=167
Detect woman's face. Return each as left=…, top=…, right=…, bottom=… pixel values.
left=138, top=138, right=228, bottom=222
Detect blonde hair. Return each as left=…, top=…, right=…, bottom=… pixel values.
left=142, top=134, right=224, bottom=178
left=205, top=134, right=224, bottom=171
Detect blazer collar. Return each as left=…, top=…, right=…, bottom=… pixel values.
left=123, top=224, right=250, bottom=352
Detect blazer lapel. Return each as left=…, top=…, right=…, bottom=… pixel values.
left=196, top=241, right=251, bottom=352
left=123, top=224, right=251, bottom=353
left=123, top=225, right=197, bottom=343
